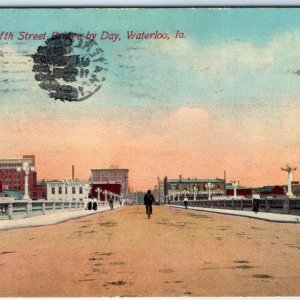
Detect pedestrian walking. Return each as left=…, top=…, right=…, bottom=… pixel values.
left=183, top=197, right=188, bottom=209
left=109, top=196, right=114, bottom=210
left=144, top=189, right=155, bottom=219
left=252, top=193, right=260, bottom=213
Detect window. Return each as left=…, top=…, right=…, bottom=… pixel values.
left=79, top=187, right=83, bottom=194
left=65, top=187, right=67, bottom=194
left=72, top=187, right=76, bottom=194
left=52, top=187, right=55, bottom=194
left=58, top=187, right=62, bottom=194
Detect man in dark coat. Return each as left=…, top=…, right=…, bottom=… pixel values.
left=144, top=190, right=155, bottom=218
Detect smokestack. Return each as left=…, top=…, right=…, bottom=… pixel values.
left=72, top=165, right=75, bottom=181
left=179, top=175, right=182, bottom=182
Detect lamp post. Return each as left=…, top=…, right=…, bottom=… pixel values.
left=231, top=180, right=238, bottom=199
left=281, top=165, right=297, bottom=197
left=205, top=182, right=214, bottom=200
left=103, top=190, right=108, bottom=203
left=17, top=162, right=35, bottom=200
left=95, top=188, right=102, bottom=202
left=193, top=186, right=198, bottom=201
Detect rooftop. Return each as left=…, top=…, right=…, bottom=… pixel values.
left=226, top=185, right=251, bottom=190
left=91, top=169, right=129, bottom=171
left=2, top=190, right=24, bottom=199
left=168, top=178, right=225, bottom=183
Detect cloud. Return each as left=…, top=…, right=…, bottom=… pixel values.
left=128, top=31, right=300, bottom=104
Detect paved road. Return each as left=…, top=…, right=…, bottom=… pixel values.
left=0, top=205, right=299, bottom=297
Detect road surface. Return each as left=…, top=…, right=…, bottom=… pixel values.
left=0, top=205, right=299, bottom=296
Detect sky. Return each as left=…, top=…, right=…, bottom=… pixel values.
left=1, top=8, right=300, bottom=191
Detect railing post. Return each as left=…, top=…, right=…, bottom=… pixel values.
left=26, top=200, right=32, bottom=217
left=69, top=201, right=72, bottom=211
left=61, top=200, right=64, bottom=211
left=283, top=198, right=290, bottom=214
left=8, top=200, right=13, bottom=220
left=265, top=199, right=270, bottom=212
left=241, top=199, right=244, bottom=210
left=53, top=201, right=56, bottom=212
left=42, top=200, right=46, bottom=215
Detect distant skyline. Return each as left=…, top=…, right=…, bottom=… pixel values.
left=1, top=8, right=300, bottom=190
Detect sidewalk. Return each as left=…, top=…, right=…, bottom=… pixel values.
left=0, top=205, right=122, bottom=231
left=168, top=204, right=300, bottom=224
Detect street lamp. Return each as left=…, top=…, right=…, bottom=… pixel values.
left=183, top=188, right=187, bottom=198
left=281, top=165, right=297, bottom=197
left=95, top=188, right=102, bottom=202
left=17, top=162, right=35, bottom=200
left=231, top=180, right=238, bottom=199
left=193, top=186, right=198, bottom=201
left=205, top=182, right=214, bottom=200
left=103, top=190, right=108, bottom=202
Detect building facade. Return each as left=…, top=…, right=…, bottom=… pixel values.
left=46, top=180, right=90, bottom=202
left=0, top=155, right=46, bottom=200
left=91, top=183, right=122, bottom=200
left=0, top=155, right=35, bottom=192
left=91, top=168, right=129, bottom=194
left=256, top=185, right=287, bottom=196
left=165, top=176, right=225, bottom=198
left=225, top=184, right=253, bottom=197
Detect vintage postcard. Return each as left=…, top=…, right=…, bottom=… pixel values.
left=0, top=7, right=300, bottom=297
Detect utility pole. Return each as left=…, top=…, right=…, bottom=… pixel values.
left=224, top=170, right=227, bottom=197
left=157, top=176, right=161, bottom=203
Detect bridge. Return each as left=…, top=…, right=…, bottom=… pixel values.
left=0, top=204, right=299, bottom=297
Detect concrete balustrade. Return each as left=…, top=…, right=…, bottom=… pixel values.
left=0, top=198, right=86, bottom=220
left=169, top=196, right=300, bottom=215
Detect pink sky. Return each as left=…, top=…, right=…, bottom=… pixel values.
left=1, top=102, right=299, bottom=191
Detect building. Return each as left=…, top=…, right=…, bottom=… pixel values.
left=225, top=184, right=253, bottom=197
left=91, top=183, right=122, bottom=200
left=153, top=182, right=164, bottom=203
left=0, top=155, right=35, bottom=192
left=91, top=168, right=129, bottom=194
left=47, top=180, right=90, bottom=202
left=255, top=185, right=287, bottom=196
left=0, top=155, right=46, bottom=200
left=164, top=175, right=225, bottom=198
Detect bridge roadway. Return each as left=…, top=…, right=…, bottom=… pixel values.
left=0, top=205, right=299, bottom=297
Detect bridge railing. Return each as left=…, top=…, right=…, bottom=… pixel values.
left=0, top=198, right=86, bottom=220
left=169, top=197, right=299, bottom=215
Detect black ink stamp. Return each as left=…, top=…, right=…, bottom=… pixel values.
left=32, top=32, right=107, bottom=102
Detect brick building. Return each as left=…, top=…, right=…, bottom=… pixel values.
left=0, top=155, right=46, bottom=200
left=91, top=183, right=122, bottom=200
left=225, top=185, right=253, bottom=197
left=91, top=168, right=129, bottom=194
